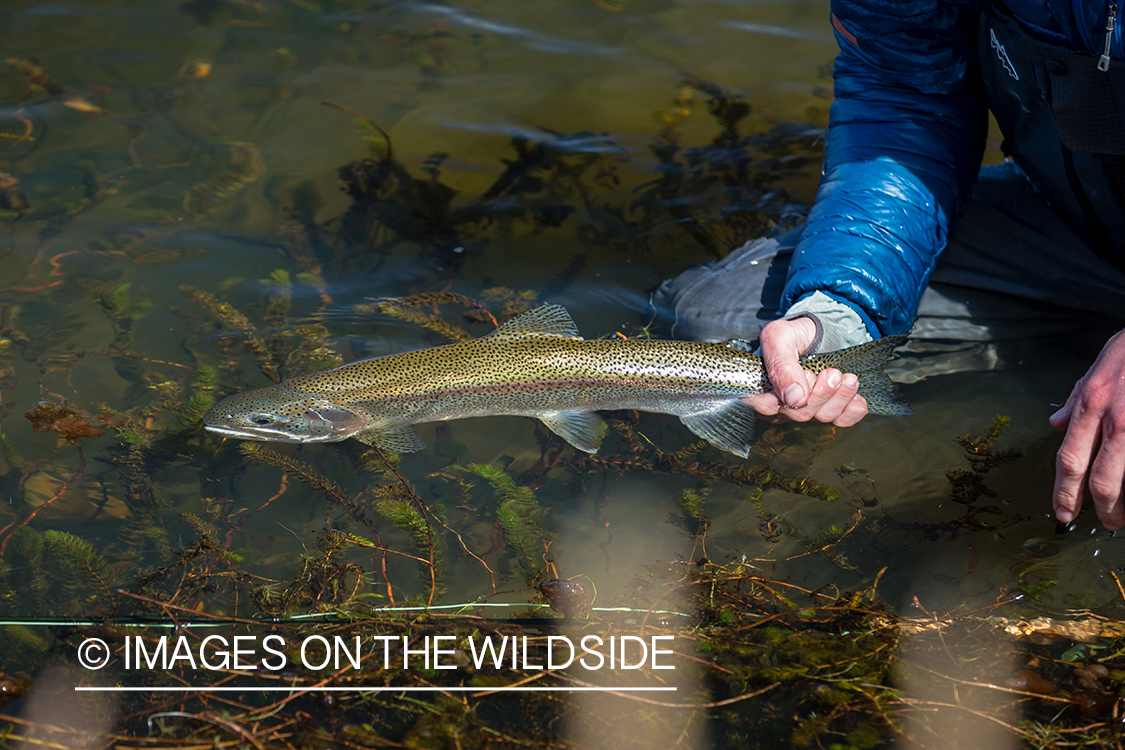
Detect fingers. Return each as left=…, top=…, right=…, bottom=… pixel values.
left=1053, top=393, right=1102, bottom=525
left=759, top=317, right=818, bottom=409
left=753, top=317, right=871, bottom=427
left=745, top=368, right=869, bottom=426
left=1087, top=428, right=1125, bottom=529
left=832, top=386, right=869, bottom=428
left=779, top=368, right=867, bottom=424
left=1076, top=377, right=1125, bottom=529
left=744, top=391, right=782, bottom=416
left=1049, top=382, right=1081, bottom=431
left=1051, top=332, right=1125, bottom=529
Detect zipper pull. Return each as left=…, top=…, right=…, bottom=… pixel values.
left=1099, top=2, right=1117, bottom=71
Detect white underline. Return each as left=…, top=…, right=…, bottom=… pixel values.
left=75, top=686, right=677, bottom=692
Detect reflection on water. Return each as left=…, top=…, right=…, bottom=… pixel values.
left=0, top=0, right=1119, bottom=747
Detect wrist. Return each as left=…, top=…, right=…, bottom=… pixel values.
left=783, top=292, right=875, bottom=352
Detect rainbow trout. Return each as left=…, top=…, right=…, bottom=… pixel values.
left=204, top=304, right=909, bottom=457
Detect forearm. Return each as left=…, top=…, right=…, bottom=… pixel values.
left=783, top=0, right=989, bottom=336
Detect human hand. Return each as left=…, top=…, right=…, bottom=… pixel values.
left=1050, top=330, right=1125, bottom=530
left=742, top=316, right=868, bottom=427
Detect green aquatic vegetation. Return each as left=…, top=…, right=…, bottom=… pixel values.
left=3, top=527, right=45, bottom=616
left=747, top=485, right=864, bottom=570
left=1018, top=560, right=1059, bottom=601
left=182, top=513, right=242, bottom=565
left=283, top=323, right=346, bottom=374
left=0, top=526, right=117, bottom=617
left=495, top=502, right=542, bottom=580
left=481, top=286, right=538, bottom=320
left=570, top=419, right=840, bottom=502
left=279, top=214, right=332, bottom=310
left=947, top=414, right=1023, bottom=505
left=371, top=482, right=446, bottom=601
left=671, top=486, right=711, bottom=539
left=93, top=417, right=170, bottom=545
left=356, top=291, right=504, bottom=342
left=180, top=284, right=280, bottom=382
left=458, top=463, right=547, bottom=579
left=0, top=276, right=1060, bottom=749
left=238, top=443, right=368, bottom=524
left=889, top=416, right=1026, bottom=548
left=171, top=365, right=217, bottom=435
left=679, top=486, right=707, bottom=519
left=3, top=624, right=47, bottom=653
left=0, top=76, right=1109, bottom=750
left=134, top=521, right=252, bottom=611
left=42, top=530, right=115, bottom=613
left=181, top=141, right=265, bottom=215
left=181, top=265, right=340, bottom=378
left=253, top=530, right=365, bottom=615
left=360, top=299, right=473, bottom=343
left=635, top=77, right=813, bottom=258
left=261, top=268, right=292, bottom=332
left=0, top=436, right=25, bottom=477
left=91, top=282, right=152, bottom=383
left=334, top=103, right=393, bottom=160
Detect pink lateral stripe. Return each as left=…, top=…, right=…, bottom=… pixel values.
left=832, top=13, right=859, bottom=47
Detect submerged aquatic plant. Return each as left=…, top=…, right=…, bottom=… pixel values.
left=457, top=462, right=548, bottom=580
left=0, top=60, right=1107, bottom=748
left=948, top=414, right=1023, bottom=505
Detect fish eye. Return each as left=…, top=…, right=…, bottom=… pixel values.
left=249, top=414, right=275, bottom=426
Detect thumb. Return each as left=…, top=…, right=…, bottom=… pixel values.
left=1049, top=390, right=1078, bottom=430
left=760, top=318, right=818, bottom=408
left=1049, top=401, right=1072, bottom=430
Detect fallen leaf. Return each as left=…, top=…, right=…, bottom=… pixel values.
left=25, top=399, right=107, bottom=442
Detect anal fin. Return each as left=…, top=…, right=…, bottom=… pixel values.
left=680, top=399, right=757, bottom=458
left=539, top=411, right=607, bottom=454
left=353, top=421, right=427, bottom=453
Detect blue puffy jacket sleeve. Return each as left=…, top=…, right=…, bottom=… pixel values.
left=781, top=0, right=989, bottom=336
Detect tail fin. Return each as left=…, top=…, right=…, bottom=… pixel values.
left=802, top=335, right=912, bottom=416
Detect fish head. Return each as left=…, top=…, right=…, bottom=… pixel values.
left=204, top=385, right=366, bottom=443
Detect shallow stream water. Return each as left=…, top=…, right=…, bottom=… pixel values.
left=0, top=0, right=1119, bottom=747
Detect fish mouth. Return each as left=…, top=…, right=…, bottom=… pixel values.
left=204, top=424, right=340, bottom=443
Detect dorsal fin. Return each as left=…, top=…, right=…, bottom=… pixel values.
left=486, top=304, right=583, bottom=341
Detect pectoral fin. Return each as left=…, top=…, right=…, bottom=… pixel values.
left=539, top=411, right=606, bottom=453
left=352, top=422, right=427, bottom=453
left=680, top=400, right=757, bottom=458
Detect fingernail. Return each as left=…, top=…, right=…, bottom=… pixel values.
left=1055, top=507, right=1074, bottom=523
left=826, top=369, right=841, bottom=389
left=783, top=383, right=803, bottom=407
left=843, top=373, right=858, bottom=390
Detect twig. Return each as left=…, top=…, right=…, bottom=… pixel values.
left=557, top=676, right=780, bottom=708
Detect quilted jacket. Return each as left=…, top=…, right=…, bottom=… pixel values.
left=782, top=0, right=1125, bottom=336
